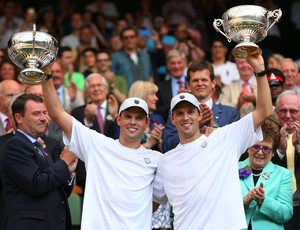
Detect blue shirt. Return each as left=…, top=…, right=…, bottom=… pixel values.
left=111, top=49, right=153, bottom=88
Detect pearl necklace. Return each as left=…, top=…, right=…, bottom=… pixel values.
left=252, top=172, right=261, bottom=176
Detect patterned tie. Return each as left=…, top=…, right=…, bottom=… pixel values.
left=5, top=118, right=12, bottom=132
left=177, top=79, right=183, bottom=89
left=97, top=106, right=104, bottom=133
left=287, top=134, right=297, bottom=194
left=34, top=140, right=48, bottom=157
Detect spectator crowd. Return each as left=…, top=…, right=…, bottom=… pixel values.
left=0, top=0, right=300, bottom=230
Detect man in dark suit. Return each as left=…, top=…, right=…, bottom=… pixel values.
left=162, top=60, right=239, bottom=152
left=272, top=90, right=300, bottom=230
left=71, top=73, right=118, bottom=192
left=1, top=94, right=78, bottom=230
left=156, top=49, right=188, bottom=122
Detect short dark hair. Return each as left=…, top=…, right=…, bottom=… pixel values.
left=11, top=93, right=44, bottom=118
left=120, top=26, right=138, bottom=39
left=82, top=47, right=98, bottom=56
left=187, top=61, right=215, bottom=82
left=57, top=46, right=72, bottom=58
left=97, top=49, right=111, bottom=60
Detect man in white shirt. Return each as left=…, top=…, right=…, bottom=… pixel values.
left=42, top=65, right=162, bottom=229
left=153, top=52, right=273, bottom=229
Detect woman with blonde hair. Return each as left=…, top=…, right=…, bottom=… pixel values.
left=129, top=80, right=171, bottom=230
left=127, top=80, right=165, bottom=151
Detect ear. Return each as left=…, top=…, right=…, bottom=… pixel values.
left=116, top=115, right=121, bottom=126
left=14, top=113, right=22, bottom=126
left=170, top=113, right=175, bottom=125
left=186, top=81, right=190, bottom=90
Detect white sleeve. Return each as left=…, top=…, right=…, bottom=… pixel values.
left=63, top=117, right=108, bottom=162
left=152, top=157, right=168, bottom=205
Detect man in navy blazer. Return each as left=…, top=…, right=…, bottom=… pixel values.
left=1, top=94, right=77, bottom=230
left=162, top=61, right=239, bottom=152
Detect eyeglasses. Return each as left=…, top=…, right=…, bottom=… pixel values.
left=277, top=109, right=300, bottom=116
left=250, top=145, right=273, bottom=154
left=97, top=59, right=109, bottom=63
left=122, top=35, right=136, bottom=40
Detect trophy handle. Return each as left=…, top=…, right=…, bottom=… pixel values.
left=213, top=19, right=231, bottom=42
left=265, top=9, right=282, bottom=37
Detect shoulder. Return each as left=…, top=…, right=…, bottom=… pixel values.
left=218, top=103, right=239, bottom=113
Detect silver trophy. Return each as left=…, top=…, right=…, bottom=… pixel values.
left=213, top=5, right=282, bottom=58
left=7, top=24, right=58, bottom=85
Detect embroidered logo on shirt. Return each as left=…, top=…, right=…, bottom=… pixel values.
left=144, top=157, right=151, bottom=164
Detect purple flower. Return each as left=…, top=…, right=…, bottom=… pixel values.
left=239, top=165, right=251, bottom=179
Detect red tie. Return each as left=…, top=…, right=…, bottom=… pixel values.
left=177, top=79, right=183, bottom=89
left=5, top=118, right=12, bottom=132
left=97, top=106, right=104, bottom=133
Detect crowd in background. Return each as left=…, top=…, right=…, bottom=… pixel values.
left=0, top=0, right=300, bottom=230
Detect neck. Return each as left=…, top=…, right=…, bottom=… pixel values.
left=212, top=57, right=225, bottom=66
left=125, top=48, right=136, bottom=54
left=179, top=131, right=201, bottom=145
left=119, top=137, right=142, bottom=149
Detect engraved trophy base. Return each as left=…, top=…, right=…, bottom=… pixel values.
left=231, top=42, right=262, bottom=59
left=18, top=67, right=47, bottom=85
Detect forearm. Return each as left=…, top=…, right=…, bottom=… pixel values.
left=42, top=77, right=73, bottom=138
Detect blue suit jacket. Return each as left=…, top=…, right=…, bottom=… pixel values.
left=239, top=158, right=293, bottom=230
left=162, top=102, right=239, bottom=152
left=1, top=131, right=72, bottom=230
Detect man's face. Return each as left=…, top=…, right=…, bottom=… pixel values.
left=121, top=30, right=138, bottom=51
left=80, top=28, right=93, bottom=44
left=117, top=107, right=149, bottom=143
left=0, top=62, right=15, bottom=80
left=15, top=100, right=48, bottom=138
left=97, top=53, right=111, bottom=72
left=86, top=76, right=108, bottom=104
left=187, top=70, right=215, bottom=102
left=170, top=102, right=201, bottom=141
left=0, top=80, right=21, bottom=115
left=276, top=94, right=300, bottom=133
left=71, top=13, right=83, bottom=30
left=280, top=61, right=298, bottom=90
left=269, top=84, right=284, bottom=105
left=235, top=58, right=254, bottom=81
left=61, top=51, right=74, bottom=67
left=211, top=41, right=227, bottom=60
left=51, top=62, right=65, bottom=89
left=167, top=55, right=187, bottom=79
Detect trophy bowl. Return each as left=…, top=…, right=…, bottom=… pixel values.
left=213, top=5, right=282, bottom=58
left=7, top=25, right=58, bottom=85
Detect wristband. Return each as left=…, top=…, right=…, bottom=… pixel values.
left=255, top=69, right=269, bottom=78
left=45, top=73, right=52, bottom=80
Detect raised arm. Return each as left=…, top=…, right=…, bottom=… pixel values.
left=246, top=53, right=273, bottom=128
left=42, top=65, right=73, bottom=139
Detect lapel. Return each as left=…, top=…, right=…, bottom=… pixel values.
left=240, top=159, right=254, bottom=190
left=0, top=119, right=5, bottom=135
left=211, top=103, right=221, bottom=125
left=240, top=158, right=275, bottom=190
left=256, top=161, right=275, bottom=187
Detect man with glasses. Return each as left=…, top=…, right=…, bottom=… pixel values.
left=273, top=90, right=300, bottom=230
left=111, top=27, right=153, bottom=89
left=97, top=50, right=127, bottom=104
